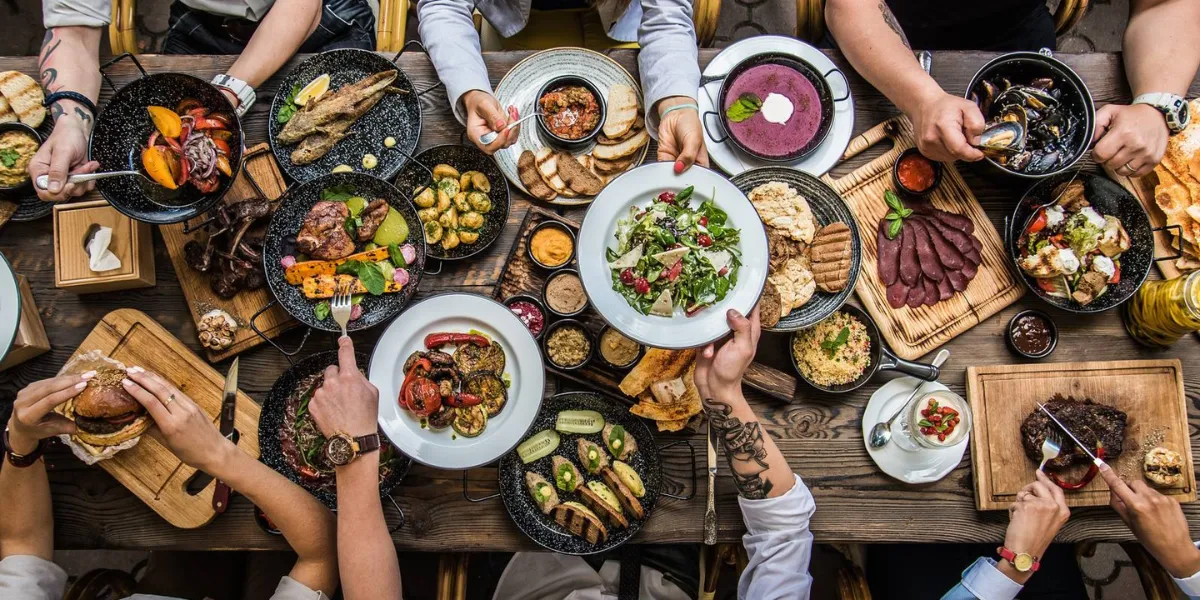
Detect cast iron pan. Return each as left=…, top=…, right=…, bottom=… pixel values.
left=392, top=144, right=511, bottom=261
left=259, top=171, right=426, bottom=346
left=1007, top=171, right=1174, bottom=314
left=268, top=43, right=439, bottom=184
left=465, top=392, right=695, bottom=556
left=89, top=53, right=243, bottom=224
left=731, top=167, right=861, bottom=330
left=258, top=350, right=412, bottom=510
left=790, top=304, right=940, bottom=393
left=700, top=52, right=848, bottom=163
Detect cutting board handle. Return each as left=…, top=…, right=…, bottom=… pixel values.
left=823, top=117, right=908, bottom=192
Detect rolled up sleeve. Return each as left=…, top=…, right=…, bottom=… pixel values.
left=44, top=0, right=110, bottom=28
left=0, top=555, right=68, bottom=600
left=941, top=557, right=1024, bottom=600
left=1173, top=542, right=1200, bottom=599
left=269, top=575, right=329, bottom=600
left=737, top=474, right=815, bottom=599
left=417, top=0, right=493, bottom=125
left=637, top=0, right=699, bottom=138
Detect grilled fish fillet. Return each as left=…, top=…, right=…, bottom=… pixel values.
left=278, top=70, right=398, bottom=163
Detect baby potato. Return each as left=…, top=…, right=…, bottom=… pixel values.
left=414, top=186, right=435, bottom=208
left=453, top=192, right=471, bottom=213
left=468, top=191, right=492, bottom=213
left=424, top=220, right=443, bottom=244
left=436, top=177, right=460, bottom=198
left=459, top=171, right=480, bottom=192
left=433, top=164, right=460, bottom=181
left=438, top=206, right=458, bottom=230
left=460, top=211, right=485, bottom=230
left=417, top=207, right=439, bottom=223
left=362, top=153, right=378, bottom=169
left=470, top=172, right=491, bottom=193
left=459, top=230, right=480, bottom=244
left=442, top=229, right=460, bottom=250
left=436, top=189, right=451, bottom=213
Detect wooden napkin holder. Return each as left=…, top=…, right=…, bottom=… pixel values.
left=0, top=274, right=50, bottom=371
left=53, top=200, right=154, bottom=293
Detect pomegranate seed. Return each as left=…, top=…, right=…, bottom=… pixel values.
left=931, top=415, right=941, bottom=423
left=634, top=277, right=650, bottom=295
left=938, top=433, right=946, bottom=442
left=619, top=268, right=635, bottom=285
left=921, top=409, right=931, bottom=417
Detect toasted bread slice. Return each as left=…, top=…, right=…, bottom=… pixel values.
left=518, top=150, right=557, bottom=201
left=0, top=95, right=16, bottom=124
left=619, top=348, right=697, bottom=396
left=578, top=485, right=629, bottom=528
left=0, top=71, right=45, bottom=128
left=555, top=151, right=604, bottom=195
left=603, top=84, right=639, bottom=138
left=592, top=128, right=648, bottom=162
left=554, top=501, right=608, bottom=544
left=592, top=155, right=635, bottom=175
left=810, top=222, right=853, bottom=293
left=598, top=115, right=644, bottom=145
left=757, top=280, right=783, bottom=327
left=601, top=467, right=645, bottom=520
left=535, top=147, right=576, bottom=197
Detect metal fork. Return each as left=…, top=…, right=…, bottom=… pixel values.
left=330, top=280, right=353, bottom=338
left=1038, top=431, right=1063, bottom=471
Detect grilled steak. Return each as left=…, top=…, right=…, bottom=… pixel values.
left=296, top=201, right=355, bottom=260
left=1020, top=395, right=1127, bottom=470
left=356, top=199, right=389, bottom=241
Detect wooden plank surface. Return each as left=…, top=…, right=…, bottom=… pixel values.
left=0, top=50, right=1197, bottom=550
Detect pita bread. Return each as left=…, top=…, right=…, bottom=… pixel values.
left=0, top=71, right=45, bottom=128
left=603, top=84, right=638, bottom=139
left=555, top=151, right=604, bottom=195
left=591, top=128, right=649, bottom=162
left=655, top=418, right=689, bottom=433
left=619, top=348, right=696, bottom=397
left=629, top=365, right=701, bottom=422
left=1153, top=98, right=1200, bottom=270
left=518, top=150, right=557, bottom=201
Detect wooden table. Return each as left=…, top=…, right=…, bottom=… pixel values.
left=0, top=49, right=1198, bottom=551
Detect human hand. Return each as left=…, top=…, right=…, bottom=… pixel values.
left=121, top=367, right=234, bottom=473
left=693, top=307, right=760, bottom=402
left=1100, top=462, right=1200, bottom=578
left=309, top=336, right=379, bottom=440
left=28, top=108, right=99, bottom=202
left=909, top=90, right=986, bottom=163
left=1092, top=103, right=1169, bottom=179
left=6, top=373, right=92, bottom=454
left=656, top=96, right=708, bottom=173
left=999, top=470, right=1070, bottom=583
left=463, top=90, right=517, bottom=155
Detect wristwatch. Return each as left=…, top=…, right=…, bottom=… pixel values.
left=1132, top=92, right=1190, bottom=135
left=996, top=546, right=1040, bottom=573
left=3, top=426, right=46, bottom=468
left=210, top=74, right=255, bottom=117
left=323, top=432, right=381, bottom=467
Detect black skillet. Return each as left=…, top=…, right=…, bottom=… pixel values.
left=392, top=144, right=511, bottom=262
left=700, top=52, right=849, bottom=163
left=268, top=42, right=440, bottom=184
left=1007, top=171, right=1179, bottom=314
left=256, top=172, right=426, bottom=358
left=0, top=122, right=53, bottom=222
left=464, top=392, right=696, bottom=556
left=258, top=350, right=412, bottom=513
left=789, top=304, right=940, bottom=393
left=89, top=53, right=244, bottom=224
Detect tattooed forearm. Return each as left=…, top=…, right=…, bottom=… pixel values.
left=73, top=107, right=92, bottom=126
left=38, top=30, right=62, bottom=92
left=703, top=397, right=773, bottom=499
left=878, top=2, right=910, bottom=49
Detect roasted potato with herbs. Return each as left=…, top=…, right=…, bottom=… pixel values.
left=453, top=192, right=472, bottom=213
left=414, top=186, right=436, bottom=208
left=415, top=164, right=495, bottom=250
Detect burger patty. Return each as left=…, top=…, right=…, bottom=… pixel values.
left=75, top=411, right=142, bottom=435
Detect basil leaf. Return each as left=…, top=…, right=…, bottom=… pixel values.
left=886, top=211, right=903, bottom=221
left=321, top=184, right=356, bottom=202
left=899, top=207, right=914, bottom=218
left=725, top=93, right=763, bottom=123
left=314, top=301, right=331, bottom=321
left=884, top=190, right=904, bottom=213
left=887, top=218, right=904, bottom=240
left=356, top=261, right=387, bottom=295
left=819, top=326, right=851, bottom=357
left=388, top=243, right=406, bottom=268
left=276, top=83, right=302, bottom=124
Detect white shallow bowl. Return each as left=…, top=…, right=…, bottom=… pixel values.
left=576, top=162, right=769, bottom=349
left=371, top=293, right=546, bottom=469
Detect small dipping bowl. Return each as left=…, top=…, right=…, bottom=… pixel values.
left=503, top=294, right=548, bottom=340
left=527, top=220, right=576, bottom=270
left=1007, top=309, right=1058, bottom=359
left=892, top=148, right=943, bottom=197
left=596, top=324, right=645, bottom=371
left=0, top=122, right=43, bottom=195
left=535, top=75, right=607, bottom=151
left=542, top=318, right=595, bottom=371
left=542, top=268, right=588, bottom=318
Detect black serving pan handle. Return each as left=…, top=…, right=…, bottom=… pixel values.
left=657, top=439, right=698, bottom=501
left=701, top=111, right=730, bottom=144
left=824, top=68, right=851, bottom=103
left=390, top=40, right=444, bottom=98
left=877, top=346, right=940, bottom=381
left=98, top=52, right=148, bottom=92
left=462, top=469, right=501, bottom=503
left=249, top=300, right=313, bottom=365
left=1153, top=224, right=1185, bottom=262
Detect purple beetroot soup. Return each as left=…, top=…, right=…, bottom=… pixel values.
left=724, top=63, right=822, bottom=158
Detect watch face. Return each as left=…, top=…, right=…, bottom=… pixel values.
left=1014, top=553, right=1034, bottom=572
left=325, top=436, right=354, bottom=466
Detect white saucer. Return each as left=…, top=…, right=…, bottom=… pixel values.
left=698, top=36, right=855, bottom=178
left=862, top=377, right=968, bottom=484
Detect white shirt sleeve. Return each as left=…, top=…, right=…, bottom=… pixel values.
left=0, top=555, right=69, bottom=600
left=417, top=0, right=493, bottom=126
left=1174, top=542, right=1200, bottom=599
left=945, top=557, right=1024, bottom=600
left=43, top=0, right=111, bottom=28
left=737, top=474, right=815, bottom=599
left=637, top=0, right=701, bottom=139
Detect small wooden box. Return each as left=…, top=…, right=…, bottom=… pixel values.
left=0, top=274, right=51, bottom=371
left=53, top=200, right=155, bottom=293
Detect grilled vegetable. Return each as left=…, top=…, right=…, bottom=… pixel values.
left=302, top=274, right=402, bottom=299
left=285, top=247, right=391, bottom=284
left=451, top=405, right=487, bottom=438
left=611, top=461, right=645, bottom=498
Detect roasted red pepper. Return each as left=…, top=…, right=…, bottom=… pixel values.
left=443, top=392, right=482, bottom=408
left=403, top=378, right=441, bottom=417
left=1049, top=443, right=1106, bottom=490
left=399, top=358, right=431, bottom=411
left=424, top=332, right=490, bottom=348
left=1027, top=209, right=1048, bottom=234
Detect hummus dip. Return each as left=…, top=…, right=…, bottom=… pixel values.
left=0, top=130, right=38, bottom=188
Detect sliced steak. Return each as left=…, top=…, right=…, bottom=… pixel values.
left=919, top=215, right=973, bottom=255
left=905, top=277, right=926, bottom=308
left=936, top=275, right=954, bottom=300
left=970, top=235, right=982, bottom=253
left=923, top=222, right=965, bottom=270
left=886, top=281, right=910, bottom=308
left=945, top=269, right=969, bottom=292
left=899, top=224, right=921, bottom=286
left=911, top=220, right=944, bottom=282
left=964, top=248, right=982, bottom=266
left=922, top=277, right=939, bottom=307
left=1020, top=395, right=1127, bottom=469
left=877, top=218, right=902, bottom=286
left=961, top=261, right=978, bottom=280
left=932, top=208, right=975, bottom=235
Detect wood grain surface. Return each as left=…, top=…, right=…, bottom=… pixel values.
left=0, top=50, right=1197, bottom=550
left=967, top=360, right=1194, bottom=511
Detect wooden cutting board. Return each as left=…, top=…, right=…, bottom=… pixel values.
left=160, top=144, right=296, bottom=362
left=967, top=359, right=1194, bottom=511
left=67, top=309, right=260, bottom=528
left=824, top=117, right=1024, bottom=361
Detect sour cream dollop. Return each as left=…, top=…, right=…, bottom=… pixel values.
left=1044, top=205, right=1066, bottom=229
left=1093, top=255, right=1116, bottom=279
left=1079, top=207, right=1107, bottom=229
left=1052, top=248, right=1081, bottom=274
left=760, top=92, right=794, bottom=125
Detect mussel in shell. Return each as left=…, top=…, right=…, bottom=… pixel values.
left=972, top=74, right=1080, bottom=175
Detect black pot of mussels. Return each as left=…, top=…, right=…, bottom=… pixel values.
left=965, top=49, right=1095, bottom=179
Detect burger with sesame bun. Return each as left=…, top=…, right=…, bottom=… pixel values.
left=63, top=367, right=152, bottom=446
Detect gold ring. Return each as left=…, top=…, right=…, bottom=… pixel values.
left=1122, top=162, right=1135, bottom=175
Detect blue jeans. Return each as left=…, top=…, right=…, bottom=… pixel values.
left=163, top=0, right=375, bottom=55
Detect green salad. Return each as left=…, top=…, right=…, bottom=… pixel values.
left=606, top=186, right=741, bottom=317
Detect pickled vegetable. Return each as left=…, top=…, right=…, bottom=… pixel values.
left=518, top=429, right=560, bottom=463
left=556, top=410, right=605, bottom=434
left=1122, top=272, right=1200, bottom=347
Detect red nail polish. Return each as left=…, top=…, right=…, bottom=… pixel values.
left=674, top=160, right=685, bottom=174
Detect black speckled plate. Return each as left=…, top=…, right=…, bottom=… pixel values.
left=392, top=145, right=510, bottom=260
left=499, top=392, right=661, bottom=556
left=90, top=72, right=243, bottom=224
left=269, top=49, right=421, bottom=184
left=1008, top=171, right=1154, bottom=314
left=258, top=350, right=411, bottom=509
left=0, top=120, right=53, bottom=222
left=262, top=172, right=426, bottom=332
left=732, top=167, right=861, bottom=331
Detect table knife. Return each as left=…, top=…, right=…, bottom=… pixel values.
left=703, top=420, right=717, bottom=546
left=213, top=357, right=239, bottom=513
left=1036, top=402, right=1104, bottom=466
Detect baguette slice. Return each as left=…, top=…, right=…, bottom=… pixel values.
left=518, top=150, right=558, bottom=201
left=535, top=147, right=576, bottom=197
left=592, top=128, right=648, bottom=161
left=555, top=151, right=604, bottom=196
left=603, top=84, right=639, bottom=139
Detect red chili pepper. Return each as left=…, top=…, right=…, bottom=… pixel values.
left=1049, top=443, right=1106, bottom=490
left=1110, top=264, right=1121, bottom=284
left=424, top=332, right=490, bottom=348
left=444, top=392, right=483, bottom=408
left=297, top=465, right=319, bottom=481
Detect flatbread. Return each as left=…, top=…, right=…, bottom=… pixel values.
left=655, top=418, right=689, bottom=433
left=619, top=348, right=696, bottom=397
left=0, top=71, right=45, bottom=128
left=603, top=84, right=638, bottom=139
left=518, top=150, right=557, bottom=201
left=555, top=151, right=604, bottom=195
left=1153, top=98, right=1200, bottom=270
left=629, top=365, right=701, bottom=422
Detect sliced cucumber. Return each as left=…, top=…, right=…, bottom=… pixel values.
left=517, top=429, right=560, bottom=464
left=555, top=410, right=605, bottom=434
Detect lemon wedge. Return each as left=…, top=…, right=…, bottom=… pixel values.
left=295, top=74, right=330, bottom=106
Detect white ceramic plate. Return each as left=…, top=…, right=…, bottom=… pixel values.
left=699, top=36, right=855, bottom=178
left=862, top=377, right=967, bottom=484
left=371, top=293, right=546, bottom=469
left=576, top=162, right=769, bottom=349
left=493, top=47, right=650, bottom=206
left=0, top=252, right=21, bottom=365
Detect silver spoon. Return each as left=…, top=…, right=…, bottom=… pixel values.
left=868, top=349, right=950, bottom=449
left=35, top=171, right=148, bottom=190
left=478, top=112, right=544, bottom=146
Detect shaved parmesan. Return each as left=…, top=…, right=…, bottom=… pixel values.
left=608, top=244, right=644, bottom=269
left=701, top=249, right=731, bottom=273
left=650, top=289, right=674, bottom=316
left=652, top=247, right=689, bottom=268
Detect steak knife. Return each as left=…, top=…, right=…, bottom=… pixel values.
left=213, top=357, right=239, bottom=513
left=1036, top=402, right=1105, bottom=466
left=703, top=420, right=717, bottom=546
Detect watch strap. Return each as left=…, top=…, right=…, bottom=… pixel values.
left=996, top=546, right=1040, bottom=572
left=354, top=433, right=381, bottom=454
left=210, top=74, right=255, bottom=117
left=1132, top=92, right=1190, bottom=134
left=3, top=427, right=46, bottom=468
